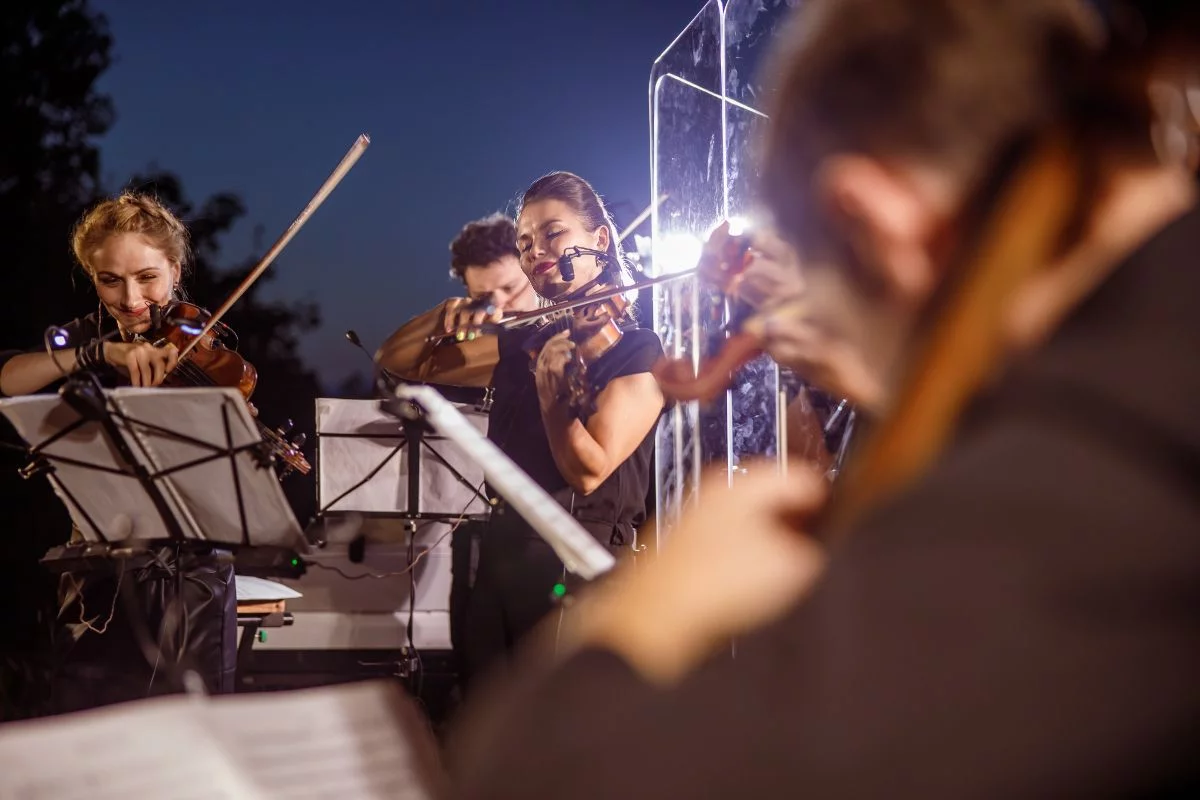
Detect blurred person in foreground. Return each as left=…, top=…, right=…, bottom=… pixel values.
left=449, top=0, right=1200, bottom=797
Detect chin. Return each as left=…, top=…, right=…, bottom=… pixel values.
left=536, top=279, right=567, bottom=300
left=121, top=318, right=151, bottom=334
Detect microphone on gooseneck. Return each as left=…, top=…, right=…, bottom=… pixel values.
left=345, top=328, right=369, bottom=357
left=556, top=246, right=617, bottom=284
left=346, top=329, right=398, bottom=393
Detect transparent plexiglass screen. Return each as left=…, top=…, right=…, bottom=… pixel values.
left=651, top=0, right=802, bottom=536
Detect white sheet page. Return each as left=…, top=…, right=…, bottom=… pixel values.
left=204, top=680, right=444, bottom=800
left=0, top=696, right=263, bottom=800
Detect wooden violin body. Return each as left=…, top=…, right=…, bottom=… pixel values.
left=522, top=294, right=631, bottom=416
left=150, top=301, right=258, bottom=399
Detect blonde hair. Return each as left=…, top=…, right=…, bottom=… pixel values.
left=71, top=192, right=191, bottom=277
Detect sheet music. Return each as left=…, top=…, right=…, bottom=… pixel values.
left=0, top=394, right=180, bottom=542
left=236, top=574, right=304, bottom=603
left=393, top=385, right=615, bottom=579
left=113, top=388, right=304, bottom=547
left=205, top=681, right=442, bottom=799
left=0, top=388, right=305, bottom=547
left=315, top=397, right=488, bottom=516
left=0, top=697, right=263, bottom=799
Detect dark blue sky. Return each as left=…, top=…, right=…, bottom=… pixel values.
left=92, top=0, right=707, bottom=388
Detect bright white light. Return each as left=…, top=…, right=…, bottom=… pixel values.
left=634, top=233, right=653, bottom=258
left=725, top=216, right=751, bottom=237
left=654, top=232, right=703, bottom=275
left=702, top=216, right=753, bottom=239
left=52, top=332, right=68, bottom=348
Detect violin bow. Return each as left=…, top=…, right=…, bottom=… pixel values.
left=175, top=134, right=371, bottom=361
left=617, top=193, right=668, bottom=243
left=828, top=131, right=1082, bottom=532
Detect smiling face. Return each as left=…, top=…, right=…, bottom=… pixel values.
left=88, top=232, right=181, bottom=335
left=515, top=198, right=611, bottom=300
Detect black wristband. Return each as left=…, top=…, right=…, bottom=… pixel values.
left=76, top=339, right=103, bottom=371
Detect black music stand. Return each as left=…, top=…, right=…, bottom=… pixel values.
left=0, top=379, right=309, bottom=689
left=309, top=396, right=491, bottom=682
left=312, top=397, right=491, bottom=529
left=0, top=377, right=307, bottom=569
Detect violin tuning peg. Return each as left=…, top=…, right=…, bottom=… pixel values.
left=290, top=433, right=306, bottom=449
left=277, top=418, right=295, bottom=435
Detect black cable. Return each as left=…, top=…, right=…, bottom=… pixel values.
left=405, top=522, right=424, bottom=703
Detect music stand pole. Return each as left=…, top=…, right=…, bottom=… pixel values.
left=399, top=411, right=424, bottom=681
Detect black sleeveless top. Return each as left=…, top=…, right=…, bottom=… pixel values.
left=486, top=325, right=663, bottom=545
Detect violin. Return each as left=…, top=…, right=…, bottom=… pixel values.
left=521, top=292, right=632, bottom=416
left=146, top=301, right=256, bottom=398
left=418, top=245, right=682, bottom=413
left=829, top=133, right=1082, bottom=531
left=142, top=300, right=311, bottom=476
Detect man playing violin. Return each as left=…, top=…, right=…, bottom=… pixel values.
left=448, top=213, right=538, bottom=315
left=440, top=212, right=538, bottom=693
left=0, top=192, right=238, bottom=710
left=378, top=172, right=664, bottom=687
left=451, top=1, right=1200, bottom=796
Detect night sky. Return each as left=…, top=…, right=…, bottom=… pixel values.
left=90, top=0, right=708, bottom=389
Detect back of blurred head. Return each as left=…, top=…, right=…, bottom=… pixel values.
left=758, top=0, right=1198, bottom=406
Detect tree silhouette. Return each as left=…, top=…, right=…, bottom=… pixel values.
left=0, top=0, right=115, bottom=720
left=0, top=0, right=114, bottom=345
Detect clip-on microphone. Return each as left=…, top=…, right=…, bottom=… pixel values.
left=556, top=245, right=620, bottom=286
left=556, top=252, right=577, bottom=282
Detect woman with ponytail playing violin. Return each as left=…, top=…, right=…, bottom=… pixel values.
left=378, top=172, right=664, bottom=686
left=452, top=2, right=1200, bottom=797
left=0, top=193, right=238, bottom=710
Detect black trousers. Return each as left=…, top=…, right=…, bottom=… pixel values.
left=449, top=520, right=485, bottom=687
left=461, top=508, right=626, bottom=689
left=51, top=549, right=237, bottom=713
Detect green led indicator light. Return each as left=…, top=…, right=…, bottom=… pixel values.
left=290, top=558, right=299, bottom=567
left=552, top=583, right=567, bottom=598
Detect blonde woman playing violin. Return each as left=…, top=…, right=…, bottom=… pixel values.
left=0, top=193, right=238, bottom=712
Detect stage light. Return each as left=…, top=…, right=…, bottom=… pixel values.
left=654, top=231, right=703, bottom=275
left=725, top=216, right=751, bottom=237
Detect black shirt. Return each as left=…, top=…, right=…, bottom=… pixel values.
left=486, top=325, right=663, bottom=542
left=451, top=206, right=1200, bottom=798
